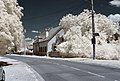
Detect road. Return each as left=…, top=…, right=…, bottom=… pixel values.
left=6, top=56, right=120, bottom=81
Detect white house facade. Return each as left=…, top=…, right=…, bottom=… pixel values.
left=33, top=26, right=64, bottom=56
left=47, top=29, right=64, bottom=56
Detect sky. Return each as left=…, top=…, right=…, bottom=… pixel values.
left=17, top=0, right=120, bottom=39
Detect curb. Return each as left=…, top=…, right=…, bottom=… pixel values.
left=25, top=64, right=45, bottom=81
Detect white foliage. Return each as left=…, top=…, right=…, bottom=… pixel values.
left=96, top=44, right=120, bottom=60
left=57, top=9, right=120, bottom=59
left=0, top=0, right=24, bottom=54
left=108, top=14, right=120, bottom=22
left=108, top=14, right=120, bottom=31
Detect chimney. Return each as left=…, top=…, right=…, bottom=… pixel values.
left=46, top=30, right=49, bottom=38
left=45, top=28, right=49, bottom=38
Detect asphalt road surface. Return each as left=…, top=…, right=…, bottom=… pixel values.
left=6, top=56, right=120, bottom=81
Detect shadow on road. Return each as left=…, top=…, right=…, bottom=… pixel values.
left=0, top=61, right=12, bottom=66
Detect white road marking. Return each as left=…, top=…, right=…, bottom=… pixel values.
left=69, top=66, right=105, bottom=78
left=70, top=66, right=81, bottom=71
left=87, top=71, right=105, bottom=78
left=41, top=61, right=105, bottom=78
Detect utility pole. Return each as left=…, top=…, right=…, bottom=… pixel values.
left=91, top=0, right=96, bottom=60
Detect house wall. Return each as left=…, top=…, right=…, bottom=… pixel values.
left=33, top=41, right=48, bottom=56
left=47, top=29, right=64, bottom=56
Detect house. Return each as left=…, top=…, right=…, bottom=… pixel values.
left=33, top=26, right=64, bottom=56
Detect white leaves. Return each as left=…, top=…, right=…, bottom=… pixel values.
left=108, top=14, right=120, bottom=32
left=96, top=44, right=120, bottom=60
left=57, top=9, right=120, bottom=59
left=59, top=14, right=78, bottom=31
left=0, top=0, right=24, bottom=54
left=108, top=14, right=120, bottom=22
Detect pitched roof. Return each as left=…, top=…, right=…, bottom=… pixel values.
left=39, top=26, right=62, bottom=43
left=46, top=26, right=61, bottom=40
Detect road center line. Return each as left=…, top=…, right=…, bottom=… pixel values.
left=69, top=66, right=105, bottom=78
left=41, top=61, right=105, bottom=78
left=87, top=71, right=105, bottom=78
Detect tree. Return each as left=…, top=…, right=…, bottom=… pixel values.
left=108, top=14, right=120, bottom=31
left=0, top=0, right=24, bottom=54
left=57, top=9, right=120, bottom=59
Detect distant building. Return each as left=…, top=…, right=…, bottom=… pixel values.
left=33, top=26, right=64, bottom=56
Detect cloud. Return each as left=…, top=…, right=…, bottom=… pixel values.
left=25, top=37, right=32, bottom=41
left=31, top=30, right=39, bottom=33
left=108, top=14, right=120, bottom=22
left=109, top=0, right=120, bottom=7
